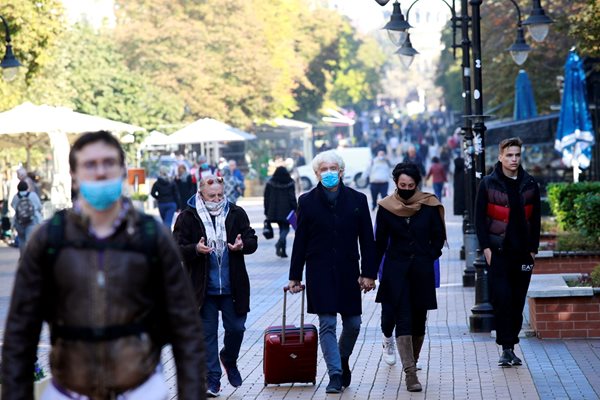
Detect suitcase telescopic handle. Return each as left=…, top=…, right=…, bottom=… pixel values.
left=282, top=285, right=306, bottom=345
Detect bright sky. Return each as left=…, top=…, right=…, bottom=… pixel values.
left=328, top=0, right=387, bottom=33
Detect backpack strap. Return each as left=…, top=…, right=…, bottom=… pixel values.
left=46, top=209, right=67, bottom=267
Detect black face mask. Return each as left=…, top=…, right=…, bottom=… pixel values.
left=397, top=188, right=415, bottom=200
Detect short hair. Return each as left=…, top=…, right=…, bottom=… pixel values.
left=17, top=181, right=28, bottom=191
left=392, top=162, right=422, bottom=186
left=499, top=137, right=523, bottom=154
left=432, top=156, right=440, bottom=163
left=311, top=150, right=345, bottom=173
left=159, top=165, right=171, bottom=177
left=69, top=131, right=125, bottom=172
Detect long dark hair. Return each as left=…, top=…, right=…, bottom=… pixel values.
left=271, top=166, right=293, bottom=184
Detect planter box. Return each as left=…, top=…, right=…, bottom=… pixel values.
left=528, top=273, right=600, bottom=339
left=533, top=251, right=600, bottom=275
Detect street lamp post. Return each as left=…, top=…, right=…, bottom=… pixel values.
left=467, top=0, right=495, bottom=333
left=0, top=15, right=21, bottom=81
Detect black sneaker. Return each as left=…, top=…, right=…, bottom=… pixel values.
left=508, top=349, right=522, bottom=366
left=498, top=349, right=512, bottom=367
left=325, top=374, right=343, bottom=394
left=341, top=357, right=351, bottom=388
left=219, top=350, right=243, bottom=387
left=206, top=379, right=220, bottom=397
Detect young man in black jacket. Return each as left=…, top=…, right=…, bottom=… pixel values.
left=475, top=137, right=541, bottom=367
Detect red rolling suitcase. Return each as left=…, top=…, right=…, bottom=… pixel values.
left=263, top=285, right=318, bottom=386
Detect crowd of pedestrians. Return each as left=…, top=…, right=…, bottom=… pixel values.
left=0, top=128, right=540, bottom=399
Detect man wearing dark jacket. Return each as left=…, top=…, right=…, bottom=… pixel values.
left=288, top=150, right=377, bottom=394
left=475, top=137, right=541, bottom=367
left=173, top=176, right=258, bottom=398
left=1, top=131, right=205, bottom=399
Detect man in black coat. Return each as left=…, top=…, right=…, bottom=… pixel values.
left=173, top=176, right=258, bottom=397
left=288, top=150, right=377, bottom=394
left=475, top=137, right=540, bottom=368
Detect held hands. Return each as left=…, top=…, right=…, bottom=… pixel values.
left=359, top=277, right=376, bottom=293
left=227, top=234, right=244, bottom=251
left=196, top=237, right=212, bottom=254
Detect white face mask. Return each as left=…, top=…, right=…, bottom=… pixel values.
left=204, top=198, right=226, bottom=215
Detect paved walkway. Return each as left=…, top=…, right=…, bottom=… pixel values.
left=1, top=190, right=599, bottom=399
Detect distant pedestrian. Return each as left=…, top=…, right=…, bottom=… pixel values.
left=374, top=162, right=446, bottom=392
left=10, top=180, right=42, bottom=256
left=288, top=150, right=377, bottom=394
left=264, top=166, right=297, bottom=258
left=366, top=150, right=392, bottom=210
left=426, top=156, right=447, bottom=200
left=475, top=137, right=541, bottom=367
left=174, top=164, right=195, bottom=210
left=222, top=166, right=244, bottom=204
left=151, top=165, right=180, bottom=228
left=1, top=130, right=205, bottom=399
left=228, top=159, right=245, bottom=196
left=173, top=175, right=258, bottom=398
left=402, top=145, right=426, bottom=178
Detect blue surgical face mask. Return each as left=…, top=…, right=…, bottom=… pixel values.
left=18, top=191, right=27, bottom=196
left=321, top=170, right=340, bottom=188
left=201, top=163, right=209, bottom=169
left=79, top=178, right=123, bottom=211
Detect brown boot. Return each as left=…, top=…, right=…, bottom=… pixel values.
left=396, top=336, right=422, bottom=392
left=413, top=335, right=425, bottom=370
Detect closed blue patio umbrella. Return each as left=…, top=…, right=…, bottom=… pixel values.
left=513, top=70, right=537, bottom=120
left=555, top=50, right=595, bottom=182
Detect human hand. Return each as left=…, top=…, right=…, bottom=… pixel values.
left=288, top=280, right=303, bottom=294
left=227, top=234, right=244, bottom=251
left=530, top=252, right=536, bottom=261
left=359, top=277, right=376, bottom=293
left=196, top=237, right=212, bottom=254
left=483, top=248, right=492, bottom=266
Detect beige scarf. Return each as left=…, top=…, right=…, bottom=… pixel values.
left=378, top=190, right=447, bottom=240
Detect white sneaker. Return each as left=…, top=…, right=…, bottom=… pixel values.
left=382, top=335, right=396, bottom=365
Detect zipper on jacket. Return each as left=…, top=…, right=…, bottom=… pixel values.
left=219, top=263, right=222, bottom=295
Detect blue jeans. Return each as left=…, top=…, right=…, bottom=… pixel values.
left=317, top=314, right=362, bottom=377
left=200, top=295, right=247, bottom=383
left=16, top=223, right=36, bottom=257
left=157, top=202, right=177, bottom=228
left=433, top=182, right=444, bottom=200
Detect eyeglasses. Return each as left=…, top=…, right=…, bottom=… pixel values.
left=79, top=158, right=121, bottom=173
left=200, top=176, right=224, bottom=186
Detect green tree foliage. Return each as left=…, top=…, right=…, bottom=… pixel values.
left=114, top=0, right=384, bottom=127
left=569, top=0, right=600, bottom=56
left=55, top=24, right=184, bottom=131
left=0, top=0, right=66, bottom=109
left=435, top=1, right=593, bottom=119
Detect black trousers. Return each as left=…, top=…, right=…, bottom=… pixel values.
left=489, top=251, right=533, bottom=347
left=381, top=301, right=427, bottom=338
left=370, top=182, right=389, bottom=209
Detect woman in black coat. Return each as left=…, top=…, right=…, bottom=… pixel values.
left=374, top=162, right=446, bottom=393
left=264, top=166, right=297, bottom=257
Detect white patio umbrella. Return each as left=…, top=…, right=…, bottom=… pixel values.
left=0, top=102, right=144, bottom=209
left=167, top=118, right=255, bottom=161
left=167, top=118, right=256, bottom=144
left=140, top=130, right=171, bottom=148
